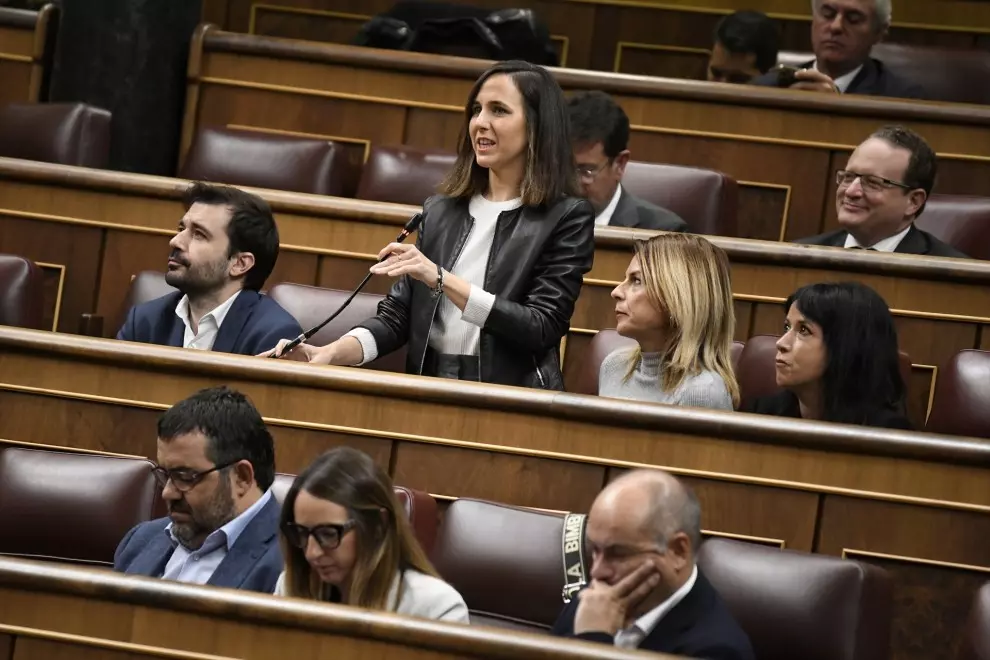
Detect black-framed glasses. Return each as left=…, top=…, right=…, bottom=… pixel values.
left=576, top=160, right=612, bottom=180
left=282, top=520, right=358, bottom=551
left=151, top=459, right=241, bottom=492
left=836, top=170, right=912, bottom=194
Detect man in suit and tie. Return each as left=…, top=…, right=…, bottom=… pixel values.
left=752, top=0, right=922, bottom=99
left=114, top=387, right=282, bottom=593
left=567, top=92, right=687, bottom=232
left=116, top=182, right=302, bottom=355
left=551, top=470, right=753, bottom=659
left=797, top=125, right=969, bottom=257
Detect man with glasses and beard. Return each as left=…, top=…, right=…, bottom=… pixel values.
left=116, top=182, right=301, bottom=355
left=114, top=387, right=282, bottom=593
left=796, top=126, right=968, bottom=257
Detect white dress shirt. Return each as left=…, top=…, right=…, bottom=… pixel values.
left=843, top=224, right=912, bottom=252
left=595, top=184, right=623, bottom=226
left=613, top=565, right=699, bottom=649
left=174, top=290, right=241, bottom=350
left=346, top=195, right=522, bottom=363
left=162, top=489, right=273, bottom=585
left=812, top=59, right=864, bottom=93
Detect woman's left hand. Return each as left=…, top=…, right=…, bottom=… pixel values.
left=370, top=243, right=439, bottom=287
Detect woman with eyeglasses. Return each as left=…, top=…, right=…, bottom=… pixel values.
left=274, top=447, right=468, bottom=622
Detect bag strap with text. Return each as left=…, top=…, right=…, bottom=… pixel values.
left=560, top=512, right=589, bottom=603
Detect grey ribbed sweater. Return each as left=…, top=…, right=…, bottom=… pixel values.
left=598, top=349, right=733, bottom=410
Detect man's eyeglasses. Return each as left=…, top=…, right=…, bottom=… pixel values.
left=151, top=459, right=241, bottom=492
left=281, top=520, right=358, bottom=551
left=576, top=160, right=612, bottom=180
left=836, top=170, right=912, bottom=194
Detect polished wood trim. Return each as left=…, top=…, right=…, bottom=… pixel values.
left=199, top=75, right=464, bottom=112
left=33, top=261, right=64, bottom=331
left=842, top=549, right=990, bottom=573
left=0, top=556, right=659, bottom=660
left=180, top=22, right=212, bottom=168
left=0, top=52, right=31, bottom=63
left=199, top=29, right=990, bottom=126
left=0, top=437, right=144, bottom=459
left=613, top=40, right=710, bottom=73
left=249, top=2, right=370, bottom=37
left=227, top=123, right=372, bottom=162
left=593, top=225, right=990, bottom=283
left=702, top=530, right=786, bottom=549
left=5, top=378, right=990, bottom=514
left=0, top=623, right=237, bottom=659
left=3, top=327, right=990, bottom=469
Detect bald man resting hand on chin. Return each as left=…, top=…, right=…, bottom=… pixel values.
left=552, top=470, right=753, bottom=659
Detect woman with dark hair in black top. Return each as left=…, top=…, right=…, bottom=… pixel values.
left=744, top=281, right=912, bottom=430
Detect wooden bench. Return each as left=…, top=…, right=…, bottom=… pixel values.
left=0, top=326, right=987, bottom=659
left=0, top=4, right=57, bottom=106
left=3, top=155, right=988, bottom=423
left=3, top=155, right=990, bottom=425
left=182, top=26, right=990, bottom=243
left=208, top=0, right=990, bottom=75
left=0, top=555, right=653, bottom=660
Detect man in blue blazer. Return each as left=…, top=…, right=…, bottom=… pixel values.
left=552, top=470, right=753, bottom=659
left=114, top=387, right=283, bottom=594
left=116, top=182, right=301, bottom=355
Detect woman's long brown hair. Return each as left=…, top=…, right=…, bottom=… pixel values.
left=279, top=447, right=439, bottom=610
left=440, top=60, right=578, bottom=207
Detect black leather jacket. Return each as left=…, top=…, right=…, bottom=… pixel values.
left=357, top=194, right=595, bottom=389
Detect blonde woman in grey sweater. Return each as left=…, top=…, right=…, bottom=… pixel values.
left=599, top=233, right=739, bottom=410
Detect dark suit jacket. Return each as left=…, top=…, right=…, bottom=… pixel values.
left=744, top=390, right=913, bottom=430
left=551, top=570, right=754, bottom=660
left=610, top=188, right=688, bottom=232
left=753, top=57, right=924, bottom=100
left=116, top=290, right=302, bottom=356
left=113, top=494, right=283, bottom=594
left=795, top=225, right=970, bottom=258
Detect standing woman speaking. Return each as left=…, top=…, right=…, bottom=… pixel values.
left=268, top=61, right=595, bottom=389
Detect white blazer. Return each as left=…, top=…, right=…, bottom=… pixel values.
left=274, top=568, right=470, bottom=623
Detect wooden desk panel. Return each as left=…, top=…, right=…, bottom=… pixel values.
left=185, top=28, right=990, bottom=242
left=0, top=328, right=988, bottom=660
left=0, top=557, right=652, bottom=660
left=0, top=5, right=56, bottom=105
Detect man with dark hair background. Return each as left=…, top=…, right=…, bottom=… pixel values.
left=797, top=125, right=968, bottom=257
left=116, top=182, right=301, bottom=355
left=567, top=92, right=687, bottom=232
left=707, top=10, right=779, bottom=84
left=114, top=386, right=282, bottom=593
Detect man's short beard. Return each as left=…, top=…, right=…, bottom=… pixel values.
left=165, top=256, right=231, bottom=297
left=170, top=473, right=237, bottom=550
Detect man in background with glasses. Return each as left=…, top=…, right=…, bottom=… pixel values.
left=567, top=92, right=687, bottom=232
left=114, top=386, right=283, bottom=593
left=796, top=125, right=968, bottom=257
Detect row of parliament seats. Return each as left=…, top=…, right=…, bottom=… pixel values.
left=7, top=439, right=990, bottom=660
left=63, top=266, right=990, bottom=439
left=0, top=441, right=907, bottom=659
left=3, top=256, right=989, bottom=438
left=5, top=101, right=990, bottom=259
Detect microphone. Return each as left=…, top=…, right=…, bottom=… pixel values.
left=270, top=212, right=425, bottom=359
